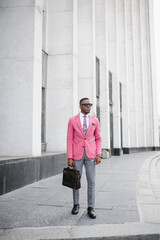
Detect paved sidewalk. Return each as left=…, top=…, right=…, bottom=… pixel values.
left=0, top=151, right=160, bottom=239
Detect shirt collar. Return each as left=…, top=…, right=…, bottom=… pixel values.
left=80, top=112, right=90, bottom=117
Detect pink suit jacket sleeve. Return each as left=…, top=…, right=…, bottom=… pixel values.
left=95, top=119, right=102, bottom=156
left=67, top=118, right=73, bottom=159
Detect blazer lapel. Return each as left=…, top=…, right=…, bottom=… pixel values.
left=76, top=114, right=84, bottom=136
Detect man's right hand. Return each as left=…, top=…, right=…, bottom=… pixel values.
left=68, top=158, right=75, bottom=167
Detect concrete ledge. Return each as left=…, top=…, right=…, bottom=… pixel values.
left=0, top=223, right=159, bottom=240
left=103, top=148, right=160, bottom=156
left=123, top=147, right=160, bottom=154
left=137, top=155, right=160, bottom=223
left=0, top=152, right=67, bottom=195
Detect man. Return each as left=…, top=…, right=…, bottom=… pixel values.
left=67, top=98, right=102, bottom=219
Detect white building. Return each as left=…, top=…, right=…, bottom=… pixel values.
left=0, top=0, right=159, bottom=157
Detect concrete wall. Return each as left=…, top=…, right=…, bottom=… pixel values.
left=0, top=152, right=67, bottom=195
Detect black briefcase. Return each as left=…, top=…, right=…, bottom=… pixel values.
left=62, top=167, right=81, bottom=190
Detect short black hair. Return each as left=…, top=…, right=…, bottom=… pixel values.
left=79, top=98, right=89, bottom=105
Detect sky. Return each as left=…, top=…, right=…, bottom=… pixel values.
left=153, top=0, right=160, bottom=116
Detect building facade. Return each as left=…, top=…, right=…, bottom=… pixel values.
left=0, top=0, right=159, bottom=157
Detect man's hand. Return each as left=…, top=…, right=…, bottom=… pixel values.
left=68, top=158, right=75, bottom=167
left=94, top=155, right=101, bottom=165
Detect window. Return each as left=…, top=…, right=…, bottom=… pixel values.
left=41, top=50, right=48, bottom=152
left=96, top=57, right=100, bottom=122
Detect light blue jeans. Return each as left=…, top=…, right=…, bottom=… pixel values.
left=73, top=150, right=95, bottom=208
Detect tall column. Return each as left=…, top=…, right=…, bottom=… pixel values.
left=73, top=0, right=78, bottom=115
left=95, top=0, right=109, bottom=150
left=0, top=0, right=42, bottom=156
left=149, top=0, right=159, bottom=147
left=107, top=0, right=121, bottom=152
left=125, top=0, right=137, bottom=148
left=132, top=0, right=144, bottom=147
left=116, top=0, right=130, bottom=150
left=77, top=0, right=96, bottom=115
left=46, top=0, right=75, bottom=152
left=139, top=0, right=153, bottom=147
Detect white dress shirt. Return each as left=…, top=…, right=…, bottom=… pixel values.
left=80, top=112, right=90, bottom=129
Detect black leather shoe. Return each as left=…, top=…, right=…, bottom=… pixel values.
left=87, top=207, right=96, bottom=219
left=71, top=204, right=80, bottom=215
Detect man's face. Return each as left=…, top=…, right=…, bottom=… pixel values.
left=80, top=99, right=93, bottom=115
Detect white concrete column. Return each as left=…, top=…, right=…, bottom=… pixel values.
left=107, top=0, right=121, bottom=150
left=132, top=0, right=144, bottom=147
left=95, top=0, right=109, bottom=150
left=73, top=0, right=78, bottom=115
left=149, top=0, right=159, bottom=147
left=125, top=0, right=137, bottom=148
left=77, top=0, right=96, bottom=115
left=0, top=0, right=42, bottom=156
left=33, top=0, right=45, bottom=155
left=46, top=0, right=75, bottom=152
left=116, top=0, right=130, bottom=149
left=140, top=0, right=153, bottom=147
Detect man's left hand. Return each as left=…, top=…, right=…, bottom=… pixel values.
left=95, top=155, right=101, bottom=165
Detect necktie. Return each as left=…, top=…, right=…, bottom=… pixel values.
left=83, top=116, right=87, bottom=135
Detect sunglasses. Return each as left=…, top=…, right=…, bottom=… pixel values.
left=81, top=103, right=93, bottom=107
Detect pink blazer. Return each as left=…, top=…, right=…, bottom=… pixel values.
left=67, top=114, right=102, bottom=160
